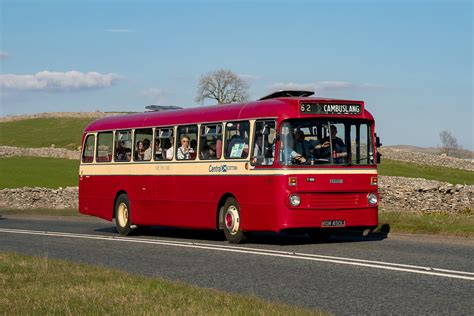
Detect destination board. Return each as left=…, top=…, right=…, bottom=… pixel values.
left=300, top=102, right=362, bottom=115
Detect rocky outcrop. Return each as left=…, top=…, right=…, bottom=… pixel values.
left=0, top=146, right=80, bottom=160
left=0, top=177, right=471, bottom=213
left=0, top=187, right=78, bottom=209
left=379, top=176, right=472, bottom=213
left=379, top=147, right=473, bottom=171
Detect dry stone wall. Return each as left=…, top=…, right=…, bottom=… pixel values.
left=0, top=146, right=80, bottom=160
left=379, top=147, right=473, bottom=171
left=0, top=111, right=123, bottom=123
left=0, top=176, right=472, bottom=213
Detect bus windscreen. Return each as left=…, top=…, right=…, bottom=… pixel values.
left=279, top=119, right=374, bottom=166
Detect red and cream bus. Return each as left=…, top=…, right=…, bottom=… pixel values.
left=79, top=90, right=381, bottom=243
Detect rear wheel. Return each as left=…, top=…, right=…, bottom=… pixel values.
left=220, top=197, right=247, bottom=244
left=115, top=194, right=135, bottom=236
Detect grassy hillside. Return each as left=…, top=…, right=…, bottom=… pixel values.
left=378, top=159, right=473, bottom=185
left=0, top=157, right=79, bottom=189
left=0, top=117, right=95, bottom=150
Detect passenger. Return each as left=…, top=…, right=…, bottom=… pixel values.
left=115, top=140, right=127, bottom=161
left=135, top=140, right=143, bottom=160
left=154, top=139, right=163, bottom=160
left=163, top=138, right=173, bottom=160
left=314, top=125, right=347, bottom=163
left=177, top=136, right=191, bottom=160
left=142, top=138, right=152, bottom=160
left=189, top=139, right=197, bottom=159
left=202, top=143, right=217, bottom=160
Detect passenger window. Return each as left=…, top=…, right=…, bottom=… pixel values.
left=82, top=134, right=95, bottom=163
left=134, top=128, right=153, bottom=161
left=199, top=124, right=222, bottom=160
left=224, top=121, right=250, bottom=159
left=154, top=127, right=174, bottom=161
left=176, top=125, right=198, bottom=160
left=114, top=130, right=132, bottom=162
left=251, top=120, right=276, bottom=166
left=96, top=132, right=113, bottom=162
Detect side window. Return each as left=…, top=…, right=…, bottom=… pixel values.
left=251, top=120, right=276, bottom=166
left=82, top=134, right=95, bottom=163
left=96, top=132, right=113, bottom=162
left=176, top=125, right=198, bottom=160
left=114, top=130, right=132, bottom=162
left=199, top=124, right=222, bottom=160
left=154, top=127, right=174, bottom=161
left=134, top=128, right=153, bottom=161
left=224, top=121, right=250, bottom=159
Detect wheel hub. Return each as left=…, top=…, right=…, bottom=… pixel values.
left=224, top=206, right=239, bottom=235
left=117, top=202, right=128, bottom=228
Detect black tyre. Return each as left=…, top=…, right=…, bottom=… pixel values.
left=114, top=194, right=135, bottom=236
left=219, top=197, right=247, bottom=244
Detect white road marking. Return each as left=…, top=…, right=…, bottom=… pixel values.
left=1, top=227, right=473, bottom=281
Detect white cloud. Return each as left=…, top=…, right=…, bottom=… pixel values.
left=238, top=73, right=261, bottom=82
left=0, top=51, right=9, bottom=59
left=140, top=88, right=165, bottom=104
left=0, top=71, right=122, bottom=91
left=105, top=28, right=132, bottom=33
left=269, top=81, right=383, bottom=93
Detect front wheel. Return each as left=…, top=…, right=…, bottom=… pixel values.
left=114, top=194, right=135, bottom=236
left=220, top=197, right=247, bottom=244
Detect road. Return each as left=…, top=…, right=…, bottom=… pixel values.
left=1, top=215, right=473, bottom=315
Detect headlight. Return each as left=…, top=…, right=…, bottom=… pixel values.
left=367, top=193, right=378, bottom=205
left=289, top=194, right=301, bottom=207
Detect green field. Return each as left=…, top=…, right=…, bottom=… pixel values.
left=0, top=157, right=79, bottom=189
left=378, top=210, right=473, bottom=237
left=0, top=117, right=95, bottom=150
left=378, top=159, right=473, bottom=185
left=0, top=252, right=320, bottom=315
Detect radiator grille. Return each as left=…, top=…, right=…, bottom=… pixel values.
left=309, top=193, right=362, bottom=209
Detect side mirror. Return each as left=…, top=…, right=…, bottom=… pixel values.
left=375, top=133, right=382, bottom=148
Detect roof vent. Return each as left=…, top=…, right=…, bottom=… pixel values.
left=145, top=105, right=183, bottom=112
left=259, top=90, right=314, bottom=101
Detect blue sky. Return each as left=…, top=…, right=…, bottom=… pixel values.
left=0, top=0, right=472, bottom=149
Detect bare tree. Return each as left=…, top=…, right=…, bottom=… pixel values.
left=196, top=70, right=249, bottom=104
left=439, top=130, right=459, bottom=156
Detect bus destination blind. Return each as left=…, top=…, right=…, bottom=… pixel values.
left=300, top=102, right=362, bottom=115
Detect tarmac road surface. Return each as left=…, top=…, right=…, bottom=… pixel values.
left=1, top=215, right=473, bottom=315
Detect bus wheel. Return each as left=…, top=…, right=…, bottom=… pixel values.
left=220, top=197, right=247, bottom=244
left=115, top=194, right=134, bottom=236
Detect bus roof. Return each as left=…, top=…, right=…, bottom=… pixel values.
left=84, top=97, right=374, bottom=133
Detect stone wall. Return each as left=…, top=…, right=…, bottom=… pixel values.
left=379, top=147, right=473, bottom=171
left=0, top=146, right=80, bottom=160
left=0, top=111, right=123, bottom=123
left=0, top=187, right=78, bottom=209
left=379, top=176, right=472, bottom=213
left=1, top=176, right=472, bottom=213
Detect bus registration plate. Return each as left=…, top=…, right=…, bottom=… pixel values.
left=321, top=220, right=345, bottom=227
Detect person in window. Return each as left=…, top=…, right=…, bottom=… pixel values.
left=227, top=125, right=249, bottom=158
left=189, top=139, right=197, bottom=159
left=154, top=139, right=163, bottom=160
left=177, top=136, right=191, bottom=160
left=280, top=135, right=306, bottom=165
left=142, top=139, right=152, bottom=160
left=252, top=133, right=275, bottom=165
left=314, top=125, right=347, bottom=163
left=135, top=141, right=143, bottom=160
left=116, top=140, right=127, bottom=161
left=202, top=143, right=217, bottom=160
left=163, top=138, right=173, bottom=160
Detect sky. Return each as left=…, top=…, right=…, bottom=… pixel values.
left=0, top=0, right=472, bottom=149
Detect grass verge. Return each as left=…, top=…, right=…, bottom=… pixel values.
left=378, top=210, right=474, bottom=237
left=0, top=252, right=321, bottom=315
left=0, top=117, right=94, bottom=150
left=378, top=159, right=473, bottom=185
left=0, top=157, right=79, bottom=189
